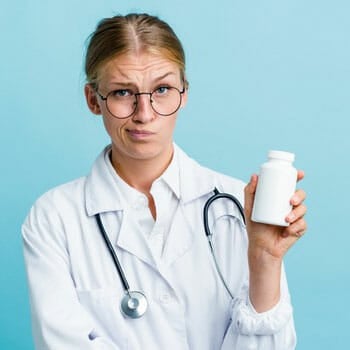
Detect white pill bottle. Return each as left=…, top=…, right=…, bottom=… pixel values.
left=251, top=150, right=297, bottom=226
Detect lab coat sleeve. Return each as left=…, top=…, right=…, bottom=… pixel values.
left=221, top=266, right=296, bottom=350
left=22, top=202, right=120, bottom=350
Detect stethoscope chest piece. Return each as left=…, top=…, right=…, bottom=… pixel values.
left=121, top=291, right=148, bottom=319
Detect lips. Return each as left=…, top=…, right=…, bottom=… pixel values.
left=126, top=129, right=155, bottom=139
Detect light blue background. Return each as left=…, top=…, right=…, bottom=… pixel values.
left=1, top=1, right=349, bottom=348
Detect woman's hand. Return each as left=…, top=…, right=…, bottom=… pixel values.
left=244, top=170, right=307, bottom=260
left=244, top=170, right=307, bottom=312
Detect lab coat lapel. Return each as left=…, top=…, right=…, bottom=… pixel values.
left=160, top=146, right=217, bottom=267
left=116, top=209, right=156, bottom=268
left=175, top=145, right=216, bottom=204
left=162, top=203, right=194, bottom=267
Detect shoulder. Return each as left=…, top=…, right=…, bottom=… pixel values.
left=203, top=166, right=246, bottom=203
left=24, top=146, right=111, bottom=222
left=37, top=177, right=86, bottom=209
left=175, top=144, right=246, bottom=203
left=23, top=177, right=87, bottom=229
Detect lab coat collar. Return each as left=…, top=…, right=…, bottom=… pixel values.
left=85, top=145, right=124, bottom=216
left=157, top=147, right=180, bottom=200
left=85, top=144, right=216, bottom=217
left=175, top=144, right=216, bottom=204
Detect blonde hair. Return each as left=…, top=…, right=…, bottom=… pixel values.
left=85, top=13, right=187, bottom=88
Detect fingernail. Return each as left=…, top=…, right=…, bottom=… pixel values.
left=291, top=195, right=298, bottom=205
left=287, top=213, right=295, bottom=222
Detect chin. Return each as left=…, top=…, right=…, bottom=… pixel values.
left=116, top=142, right=172, bottom=162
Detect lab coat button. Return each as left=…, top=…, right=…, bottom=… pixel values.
left=154, top=235, right=163, bottom=244
left=159, top=293, right=171, bottom=304
left=154, top=226, right=164, bottom=234
left=133, top=196, right=148, bottom=209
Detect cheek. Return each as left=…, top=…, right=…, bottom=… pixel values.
left=163, top=118, right=177, bottom=141
left=165, top=116, right=178, bottom=135
left=102, top=116, right=126, bottom=140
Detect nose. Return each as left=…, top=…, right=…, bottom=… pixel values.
left=132, top=93, right=156, bottom=123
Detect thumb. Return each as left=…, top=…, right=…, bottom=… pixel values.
left=244, top=174, right=258, bottom=219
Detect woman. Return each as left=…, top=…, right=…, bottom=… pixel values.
left=22, top=13, right=307, bottom=349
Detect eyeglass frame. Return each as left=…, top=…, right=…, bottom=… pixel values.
left=95, top=84, right=186, bottom=119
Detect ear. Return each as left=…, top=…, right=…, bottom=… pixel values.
left=84, top=84, right=102, bottom=115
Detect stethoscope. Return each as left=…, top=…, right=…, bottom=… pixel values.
left=95, top=188, right=245, bottom=319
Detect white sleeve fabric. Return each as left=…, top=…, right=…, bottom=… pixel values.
left=22, top=204, right=120, bottom=350
left=221, top=268, right=297, bottom=350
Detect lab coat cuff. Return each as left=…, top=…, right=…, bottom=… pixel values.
left=231, top=296, right=293, bottom=336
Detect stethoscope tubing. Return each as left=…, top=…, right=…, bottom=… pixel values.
left=95, top=213, right=130, bottom=292
left=203, top=188, right=246, bottom=300
left=203, top=187, right=245, bottom=238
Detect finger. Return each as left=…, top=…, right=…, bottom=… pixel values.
left=290, top=189, right=306, bottom=206
left=285, top=204, right=307, bottom=224
left=297, top=169, right=305, bottom=182
left=244, top=174, right=258, bottom=217
left=292, top=229, right=306, bottom=238
left=283, top=218, right=307, bottom=238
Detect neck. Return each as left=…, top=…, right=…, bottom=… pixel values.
left=110, top=145, right=174, bottom=194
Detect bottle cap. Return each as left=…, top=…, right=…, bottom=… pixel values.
left=268, top=150, right=295, bottom=162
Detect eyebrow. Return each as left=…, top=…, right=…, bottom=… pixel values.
left=108, top=72, right=177, bottom=87
left=153, top=72, right=177, bottom=82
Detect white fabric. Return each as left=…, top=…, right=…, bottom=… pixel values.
left=22, top=144, right=296, bottom=350
left=104, top=150, right=179, bottom=262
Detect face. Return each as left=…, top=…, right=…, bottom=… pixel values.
left=85, top=52, right=187, bottom=166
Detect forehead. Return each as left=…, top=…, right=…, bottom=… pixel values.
left=97, top=52, right=181, bottom=84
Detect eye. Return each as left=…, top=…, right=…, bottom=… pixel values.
left=111, top=89, right=133, bottom=98
left=154, top=86, right=170, bottom=95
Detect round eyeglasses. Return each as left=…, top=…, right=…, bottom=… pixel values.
left=96, top=86, right=185, bottom=119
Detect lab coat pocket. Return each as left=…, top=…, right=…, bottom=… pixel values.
left=77, top=287, right=129, bottom=349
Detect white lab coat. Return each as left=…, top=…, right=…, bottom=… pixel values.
left=22, top=145, right=296, bottom=350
